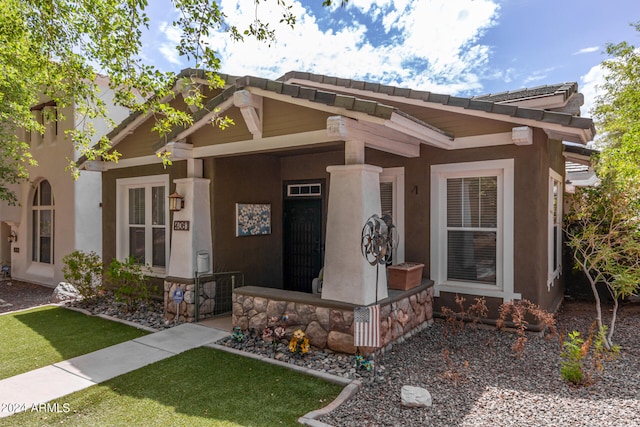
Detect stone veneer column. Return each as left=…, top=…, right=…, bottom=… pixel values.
left=322, top=164, right=388, bottom=305
left=167, top=177, right=213, bottom=279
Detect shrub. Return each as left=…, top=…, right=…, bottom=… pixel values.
left=560, top=325, right=620, bottom=386
left=560, top=331, right=585, bottom=384
left=497, top=299, right=557, bottom=357
left=105, top=257, right=151, bottom=311
left=61, top=250, right=103, bottom=300
left=441, top=294, right=488, bottom=337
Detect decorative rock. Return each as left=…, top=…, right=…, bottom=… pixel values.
left=52, top=282, right=80, bottom=302
left=266, top=300, right=287, bottom=319
left=203, top=281, right=216, bottom=299
left=184, top=290, right=195, bottom=304
left=330, top=310, right=346, bottom=332
left=199, top=298, right=214, bottom=315
left=401, top=386, right=432, bottom=408
left=242, top=297, right=254, bottom=312
left=253, top=297, right=268, bottom=312
left=248, top=312, right=267, bottom=331
left=316, top=307, right=331, bottom=330
left=297, top=304, right=315, bottom=324
left=306, top=320, right=328, bottom=348
left=327, top=331, right=356, bottom=354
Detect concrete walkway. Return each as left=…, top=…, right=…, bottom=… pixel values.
left=0, top=323, right=229, bottom=418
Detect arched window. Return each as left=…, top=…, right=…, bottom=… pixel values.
left=32, top=180, right=54, bottom=264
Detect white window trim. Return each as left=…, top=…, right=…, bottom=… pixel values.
left=116, top=175, right=170, bottom=276
left=380, top=167, right=405, bottom=265
left=430, top=159, right=520, bottom=301
left=548, top=169, right=563, bottom=289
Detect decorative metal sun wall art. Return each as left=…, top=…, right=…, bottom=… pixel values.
left=361, top=213, right=398, bottom=266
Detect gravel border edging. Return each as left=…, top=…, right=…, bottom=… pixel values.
left=61, top=304, right=161, bottom=333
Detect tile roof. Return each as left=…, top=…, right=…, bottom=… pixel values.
left=278, top=71, right=595, bottom=132
left=81, top=69, right=597, bottom=166
left=472, top=83, right=578, bottom=103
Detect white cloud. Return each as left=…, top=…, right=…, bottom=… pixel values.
left=580, top=63, right=605, bottom=118
left=522, top=67, right=557, bottom=85
left=156, top=0, right=501, bottom=95
left=573, top=46, right=600, bottom=55
left=158, top=22, right=182, bottom=65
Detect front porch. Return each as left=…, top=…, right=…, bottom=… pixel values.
left=232, top=280, right=434, bottom=354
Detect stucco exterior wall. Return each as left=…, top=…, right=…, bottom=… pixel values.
left=101, top=162, right=188, bottom=268
left=210, top=154, right=283, bottom=287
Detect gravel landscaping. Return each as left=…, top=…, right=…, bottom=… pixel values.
left=3, top=279, right=640, bottom=426
left=321, top=299, right=640, bottom=427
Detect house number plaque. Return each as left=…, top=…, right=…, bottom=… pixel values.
left=173, top=220, right=190, bottom=231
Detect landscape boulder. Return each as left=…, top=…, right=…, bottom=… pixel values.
left=401, top=385, right=432, bottom=408
left=52, top=282, right=80, bottom=302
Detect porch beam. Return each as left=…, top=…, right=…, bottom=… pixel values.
left=387, top=112, right=455, bottom=149
left=83, top=160, right=109, bottom=172
left=327, top=115, right=421, bottom=158
left=234, top=90, right=263, bottom=139
left=156, top=140, right=194, bottom=160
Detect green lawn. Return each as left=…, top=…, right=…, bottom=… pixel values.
left=0, top=306, right=148, bottom=379
left=5, top=347, right=343, bottom=427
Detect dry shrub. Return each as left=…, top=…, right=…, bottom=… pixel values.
left=497, top=299, right=557, bottom=357
left=441, top=294, right=488, bottom=337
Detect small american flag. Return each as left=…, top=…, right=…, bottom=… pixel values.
left=354, top=305, right=380, bottom=348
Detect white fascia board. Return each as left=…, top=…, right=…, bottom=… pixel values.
left=498, top=94, right=567, bottom=109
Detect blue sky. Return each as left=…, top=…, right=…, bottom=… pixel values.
left=141, top=0, right=640, bottom=117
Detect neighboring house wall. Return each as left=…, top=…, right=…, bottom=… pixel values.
left=0, top=81, right=130, bottom=287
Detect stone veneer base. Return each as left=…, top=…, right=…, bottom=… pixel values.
left=164, top=276, right=216, bottom=323
left=232, top=280, right=434, bottom=354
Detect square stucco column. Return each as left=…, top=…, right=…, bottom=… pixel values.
left=167, top=178, right=213, bottom=279
left=322, top=164, right=388, bottom=305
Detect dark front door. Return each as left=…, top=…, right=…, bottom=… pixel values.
left=283, top=198, right=322, bottom=293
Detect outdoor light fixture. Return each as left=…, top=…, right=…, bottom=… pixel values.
left=7, top=231, right=17, bottom=243
left=168, top=192, right=185, bottom=212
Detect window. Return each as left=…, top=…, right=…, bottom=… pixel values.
left=548, top=170, right=563, bottom=288
left=431, top=159, right=519, bottom=301
left=32, top=180, right=54, bottom=264
left=116, top=175, right=170, bottom=273
left=380, top=167, right=405, bottom=265
left=446, top=176, right=497, bottom=284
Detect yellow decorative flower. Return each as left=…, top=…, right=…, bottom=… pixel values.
left=293, top=329, right=305, bottom=340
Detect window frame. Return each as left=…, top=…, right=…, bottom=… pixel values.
left=548, top=169, right=563, bottom=289
left=380, top=167, right=405, bottom=265
left=116, top=175, right=170, bottom=276
left=31, top=179, right=55, bottom=265
left=431, top=159, right=520, bottom=301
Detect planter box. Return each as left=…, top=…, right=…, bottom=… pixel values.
left=387, top=263, right=424, bottom=290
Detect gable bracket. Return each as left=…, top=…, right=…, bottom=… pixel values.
left=234, top=90, right=263, bottom=139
